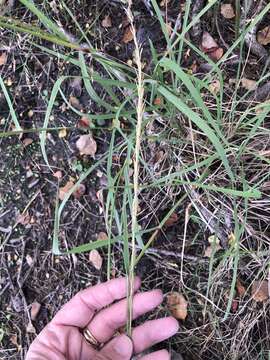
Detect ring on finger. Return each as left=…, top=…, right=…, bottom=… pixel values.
left=82, top=328, right=102, bottom=349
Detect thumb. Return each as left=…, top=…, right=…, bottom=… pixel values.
left=95, top=334, right=133, bottom=360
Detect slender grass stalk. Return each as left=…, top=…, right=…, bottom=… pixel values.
left=126, top=0, right=145, bottom=337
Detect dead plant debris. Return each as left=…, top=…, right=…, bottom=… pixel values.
left=167, top=292, right=188, bottom=320
left=76, top=134, right=97, bottom=156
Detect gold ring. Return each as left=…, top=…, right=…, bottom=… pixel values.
left=82, top=328, right=100, bottom=348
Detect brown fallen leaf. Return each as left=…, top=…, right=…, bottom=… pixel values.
left=59, top=180, right=74, bottom=200
left=241, top=78, right=257, bottom=91
left=220, top=4, right=235, bottom=19
left=154, top=97, right=163, bottom=106
left=69, top=95, right=81, bottom=109
left=122, top=26, right=133, bottom=43
left=167, top=292, right=188, bottom=320
left=257, top=26, right=270, bottom=46
left=231, top=299, right=238, bottom=313
left=89, top=249, right=103, bottom=270
left=10, top=334, right=19, bottom=347
left=97, top=231, right=108, bottom=241
left=201, top=32, right=223, bottom=62
left=165, top=212, right=179, bottom=227
left=251, top=280, right=269, bottom=302
left=236, top=279, right=246, bottom=297
left=76, top=134, right=97, bottom=156
left=102, top=15, right=112, bottom=28
left=73, top=183, right=86, bottom=199
left=201, top=31, right=218, bottom=49
left=30, top=302, right=41, bottom=321
left=209, top=47, right=223, bottom=62
left=78, top=116, right=91, bottom=128
left=23, top=138, right=33, bottom=147
left=0, top=52, right=7, bottom=66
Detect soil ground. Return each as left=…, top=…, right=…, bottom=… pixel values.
left=1, top=1, right=270, bottom=359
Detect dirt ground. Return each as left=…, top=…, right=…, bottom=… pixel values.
left=1, top=0, right=270, bottom=359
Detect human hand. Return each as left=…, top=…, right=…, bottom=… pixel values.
left=26, top=277, right=179, bottom=359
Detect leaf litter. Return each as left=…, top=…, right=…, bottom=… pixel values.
left=76, top=134, right=97, bottom=156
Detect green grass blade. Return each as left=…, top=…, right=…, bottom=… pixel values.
left=0, top=76, right=22, bottom=131
left=160, top=58, right=225, bottom=142
left=19, top=0, right=68, bottom=40
left=41, top=76, right=68, bottom=167
left=158, top=85, right=235, bottom=181
left=78, top=52, right=115, bottom=111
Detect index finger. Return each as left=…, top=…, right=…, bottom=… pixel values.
left=52, top=276, right=141, bottom=328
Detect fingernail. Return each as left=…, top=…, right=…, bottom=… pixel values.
left=113, top=335, right=133, bottom=356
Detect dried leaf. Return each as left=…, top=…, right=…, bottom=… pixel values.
left=160, top=0, right=171, bottom=6
left=209, top=79, right=221, bottom=95
left=10, top=334, right=19, bottom=347
left=28, top=110, right=34, bottom=118
left=69, top=95, right=81, bottom=109
left=154, top=97, right=163, bottom=106
left=102, top=15, right=112, bottom=28
left=30, top=302, right=41, bottom=321
left=76, top=134, right=97, bottom=156
left=204, top=244, right=221, bottom=258
left=78, top=116, right=91, bottom=128
left=241, top=78, right=257, bottom=91
left=59, top=180, right=74, bottom=200
left=73, top=183, right=86, bottom=199
left=231, top=299, right=238, bottom=312
left=122, top=26, right=133, bottom=43
left=251, top=280, right=269, bottom=302
left=26, top=322, right=36, bottom=334
left=22, top=138, right=33, bottom=147
left=167, top=292, right=188, bottom=320
left=228, top=232, right=236, bottom=246
left=58, top=128, right=67, bottom=138
left=89, top=249, right=103, bottom=270
left=236, top=279, right=246, bottom=297
left=0, top=52, right=7, bottom=66
left=257, top=26, right=270, bottom=46
left=201, top=32, right=223, bottom=61
left=220, top=4, right=235, bottom=19
left=209, top=47, right=224, bottom=62
left=201, top=31, right=218, bottom=49
left=97, top=231, right=108, bottom=241
left=165, top=212, right=179, bottom=227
